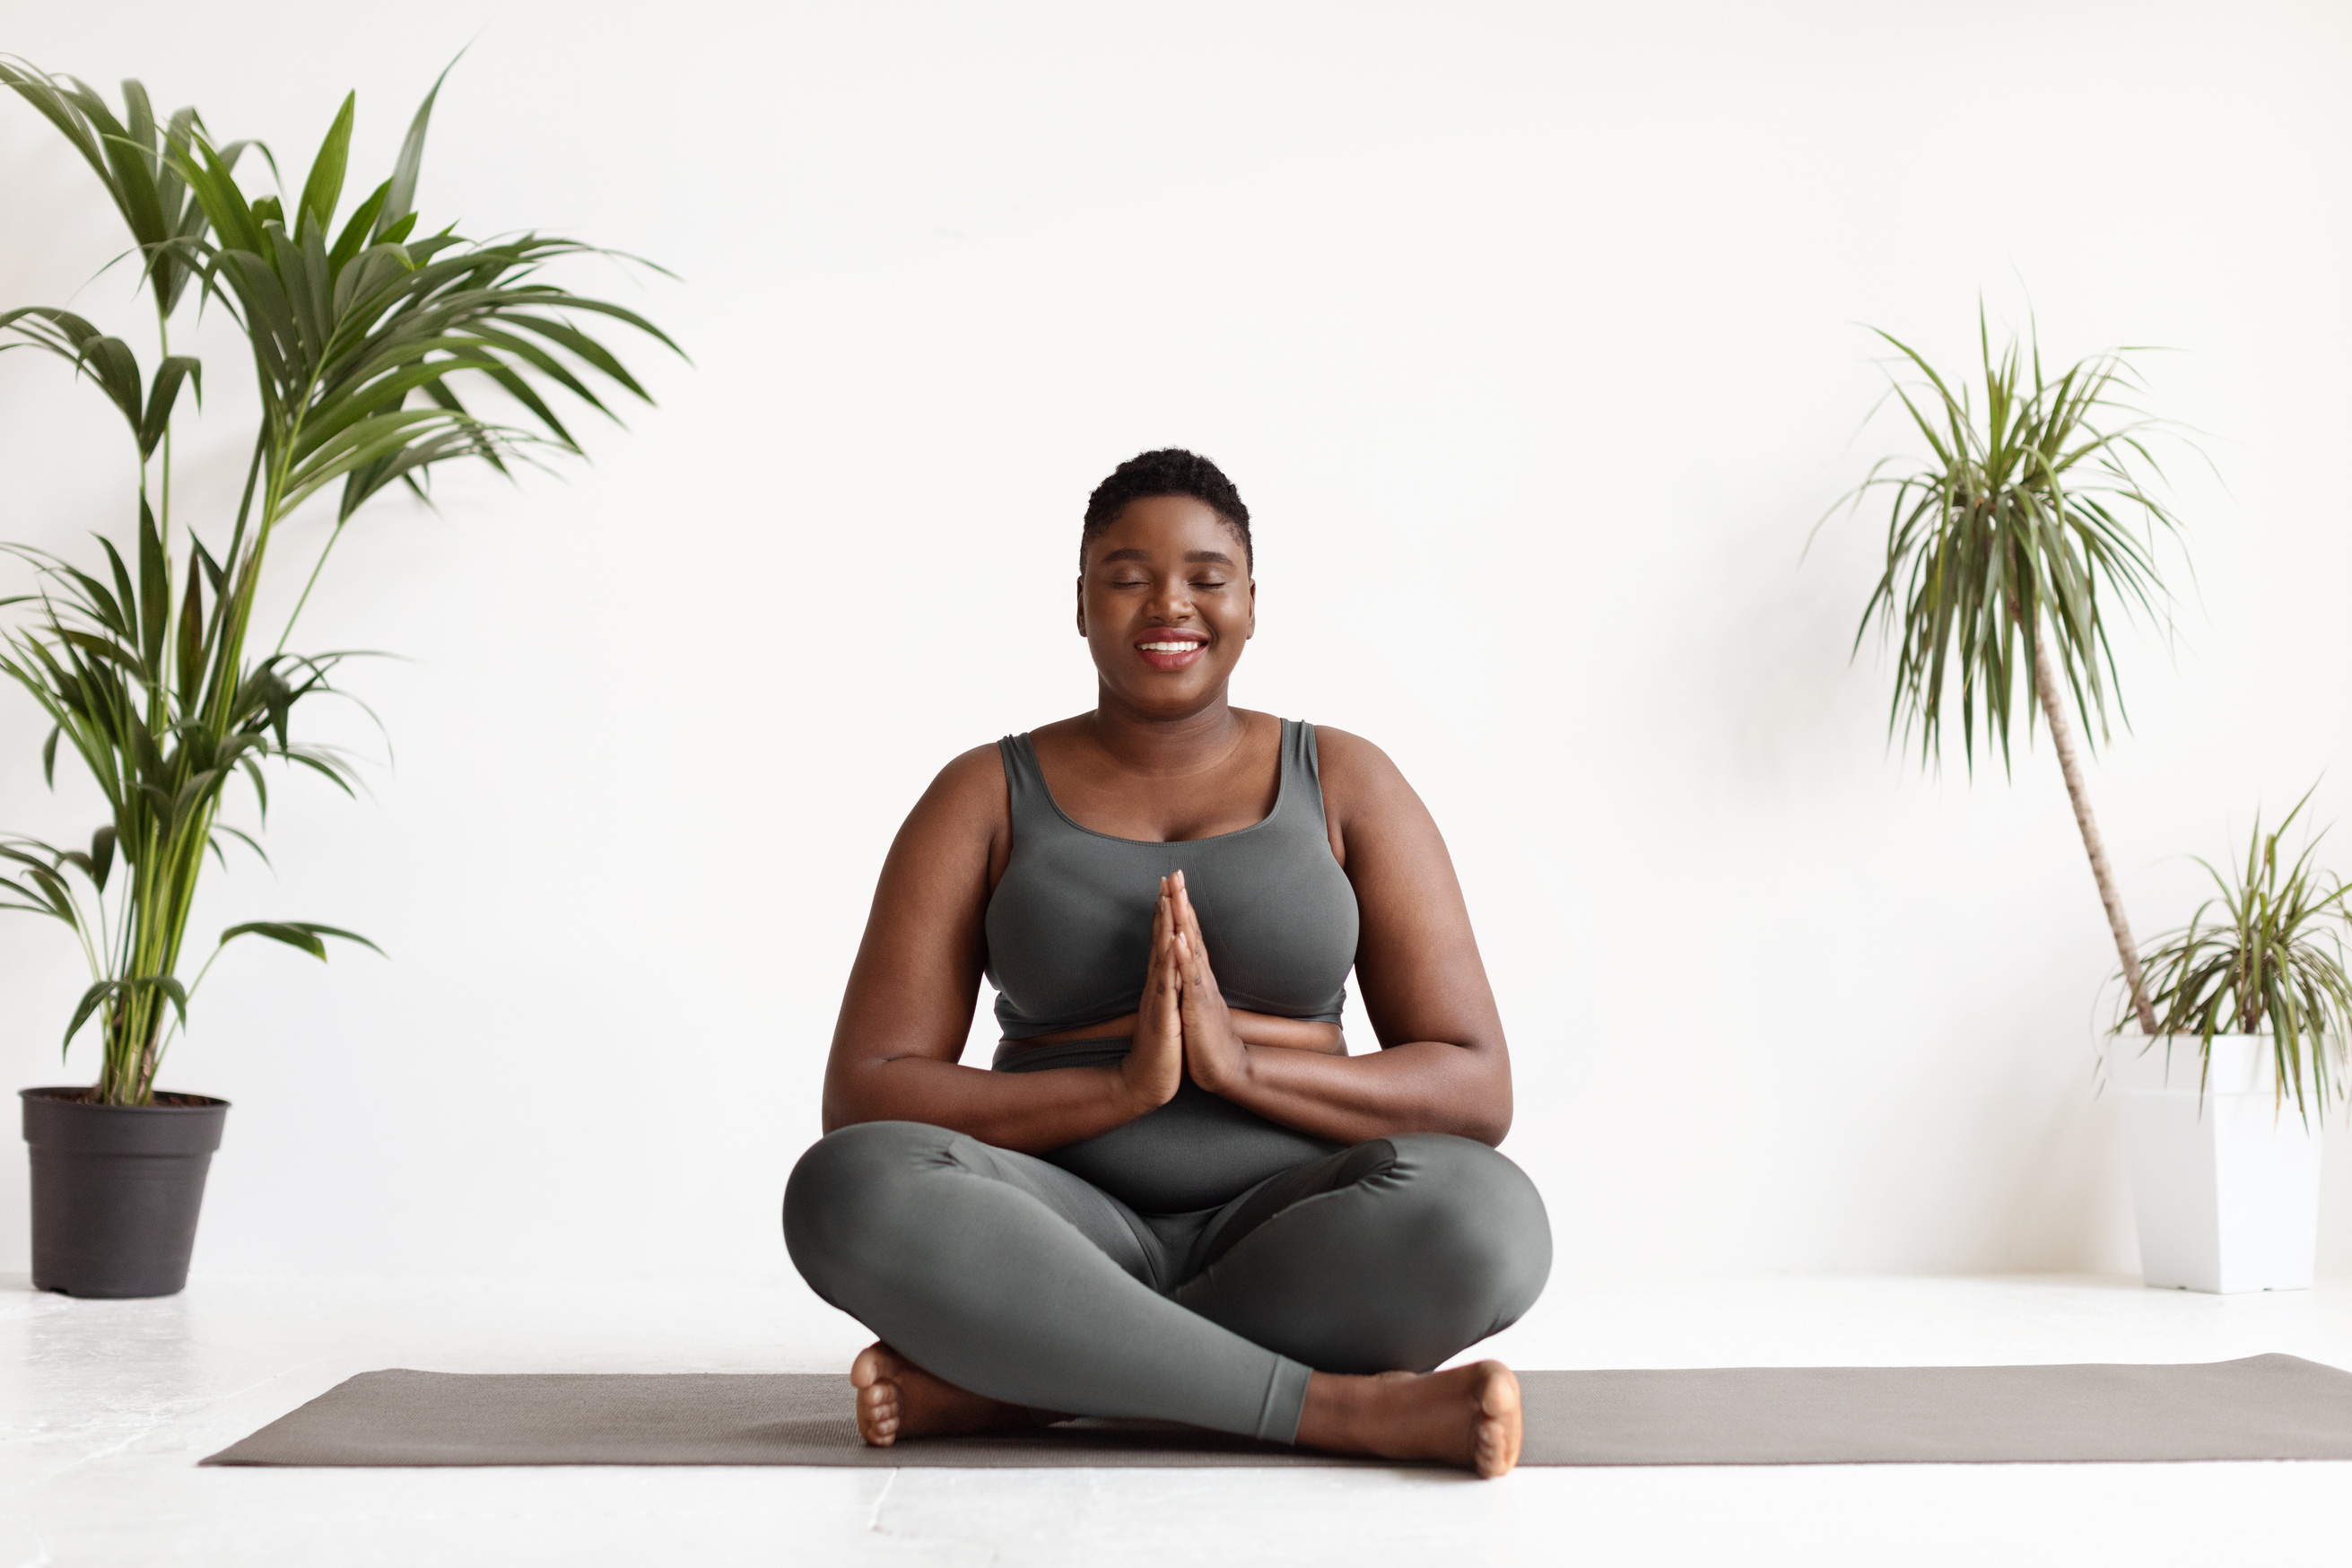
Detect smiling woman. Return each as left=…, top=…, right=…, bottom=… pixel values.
left=782, top=449, right=1550, bottom=1477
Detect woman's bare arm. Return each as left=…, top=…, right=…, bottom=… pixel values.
left=1175, top=729, right=1511, bottom=1146
left=1035, top=1007, right=1344, bottom=1054
left=820, top=748, right=1182, bottom=1151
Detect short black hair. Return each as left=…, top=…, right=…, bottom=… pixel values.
left=1080, top=449, right=1252, bottom=571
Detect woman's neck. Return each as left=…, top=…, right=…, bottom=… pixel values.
left=1084, top=691, right=1250, bottom=777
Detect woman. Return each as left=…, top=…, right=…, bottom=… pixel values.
left=784, top=449, right=1549, bottom=1477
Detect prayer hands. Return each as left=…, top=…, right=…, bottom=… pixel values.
left=1167, top=870, right=1250, bottom=1095
left=1119, top=871, right=1253, bottom=1114
left=1119, top=875, right=1186, bottom=1114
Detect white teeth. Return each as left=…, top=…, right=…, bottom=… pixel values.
left=1139, top=641, right=1202, bottom=653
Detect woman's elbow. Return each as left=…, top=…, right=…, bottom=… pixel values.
left=818, top=1060, right=890, bottom=1134
left=1460, top=1096, right=1511, bottom=1146
left=1462, top=1051, right=1512, bottom=1145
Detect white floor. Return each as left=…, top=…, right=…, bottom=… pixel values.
left=5, top=1271, right=2350, bottom=1567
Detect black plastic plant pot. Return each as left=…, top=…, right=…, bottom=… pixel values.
left=20, top=1086, right=230, bottom=1298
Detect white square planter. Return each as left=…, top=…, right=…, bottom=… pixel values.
left=2111, top=1035, right=2327, bottom=1294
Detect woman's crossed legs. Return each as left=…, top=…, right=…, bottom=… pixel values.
left=782, top=1120, right=1550, bottom=1473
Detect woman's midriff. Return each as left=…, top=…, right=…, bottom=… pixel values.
left=993, top=1034, right=1344, bottom=1214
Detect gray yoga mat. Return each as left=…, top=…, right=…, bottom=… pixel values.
left=200, top=1355, right=2352, bottom=1468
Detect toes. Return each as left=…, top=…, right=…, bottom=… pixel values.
left=1475, top=1417, right=1512, bottom=1478
left=1472, top=1363, right=1521, bottom=1478
left=856, top=1383, right=902, bottom=1448
left=1477, top=1361, right=1521, bottom=1417
left=853, top=1350, right=905, bottom=1450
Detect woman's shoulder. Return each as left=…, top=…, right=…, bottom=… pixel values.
left=1303, top=724, right=1427, bottom=832
left=914, top=715, right=1078, bottom=824
left=891, top=740, right=1012, bottom=846
left=1305, top=723, right=1403, bottom=784
left=927, top=738, right=1013, bottom=801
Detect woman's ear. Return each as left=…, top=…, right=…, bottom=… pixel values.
left=1245, top=578, right=1257, bottom=640
left=1075, top=576, right=1087, bottom=637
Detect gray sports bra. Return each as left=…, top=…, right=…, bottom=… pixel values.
left=985, top=719, right=1360, bottom=1041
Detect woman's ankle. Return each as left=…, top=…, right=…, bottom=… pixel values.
left=1294, top=1370, right=1382, bottom=1450
left=1292, top=1363, right=1523, bottom=1477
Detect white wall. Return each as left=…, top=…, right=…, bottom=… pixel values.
left=4, top=0, right=2350, bottom=1286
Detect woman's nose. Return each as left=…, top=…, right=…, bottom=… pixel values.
left=1147, top=576, right=1194, bottom=619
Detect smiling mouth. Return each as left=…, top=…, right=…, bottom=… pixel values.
left=1135, top=637, right=1207, bottom=670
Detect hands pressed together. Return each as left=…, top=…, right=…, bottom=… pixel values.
left=1121, top=871, right=1250, bottom=1114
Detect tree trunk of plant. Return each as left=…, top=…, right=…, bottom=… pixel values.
left=2033, top=622, right=2159, bottom=1035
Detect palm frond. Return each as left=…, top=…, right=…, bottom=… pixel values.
left=2, top=59, right=676, bottom=1102
left=2126, top=789, right=2352, bottom=1125
left=1824, top=310, right=2188, bottom=777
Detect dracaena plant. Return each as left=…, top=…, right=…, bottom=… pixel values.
left=2121, top=791, right=2352, bottom=1123
left=1821, top=310, right=2190, bottom=1036
left=0, top=59, right=676, bottom=1103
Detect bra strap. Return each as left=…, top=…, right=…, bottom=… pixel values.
left=1290, top=719, right=1332, bottom=831
left=997, top=733, right=1053, bottom=829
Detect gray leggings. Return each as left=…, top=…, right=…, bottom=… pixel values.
left=783, top=1060, right=1550, bottom=1444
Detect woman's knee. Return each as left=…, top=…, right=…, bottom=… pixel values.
left=781, top=1120, right=955, bottom=1299
left=1188, top=1134, right=1551, bottom=1373
left=1385, top=1134, right=1553, bottom=1328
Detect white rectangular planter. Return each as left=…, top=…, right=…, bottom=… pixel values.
left=2111, top=1035, right=2327, bottom=1294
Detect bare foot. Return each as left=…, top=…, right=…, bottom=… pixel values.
left=848, top=1343, right=1038, bottom=1447
left=1294, top=1361, right=1523, bottom=1477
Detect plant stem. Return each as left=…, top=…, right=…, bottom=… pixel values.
left=2033, top=620, right=2158, bottom=1035
left=275, top=519, right=344, bottom=654
left=156, top=311, right=171, bottom=541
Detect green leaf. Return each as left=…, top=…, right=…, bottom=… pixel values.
left=503, top=312, right=653, bottom=401
left=0, top=59, right=110, bottom=181
left=219, top=919, right=382, bottom=961
left=191, top=534, right=226, bottom=595
left=176, top=551, right=205, bottom=701
left=219, top=920, right=325, bottom=959
left=99, top=536, right=138, bottom=639
left=151, top=974, right=188, bottom=1025
left=138, top=355, right=201, bottom=458
left=211, top=823, right=270, bottom=867
left=136, top=497, right=169, bottom=674
left=164, top=127, right=263, bottom=257
left=82, top=334, right=148, bottom=436
left=329, top=179, right=389, bottom=271
left=297, top=91, right=354, bottom=240
left=53, top=626, right=144, bottom=675
left=377, top=57, right=456, bottom=241
left=283, top=749, right=359, bottom=797
left=64, top=980, right=117, bottom=1044
left=83, top=84, right=170, bottom=248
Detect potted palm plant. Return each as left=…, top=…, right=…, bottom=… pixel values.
left=1822, top=311, right=2187, bottom=1032
left=0, top=59, right=675, bottom=1295
left=2109, top=795, right=2349, bottom=1293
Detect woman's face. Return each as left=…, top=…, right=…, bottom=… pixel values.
left=1077, top=495, right=1256, bottom=716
